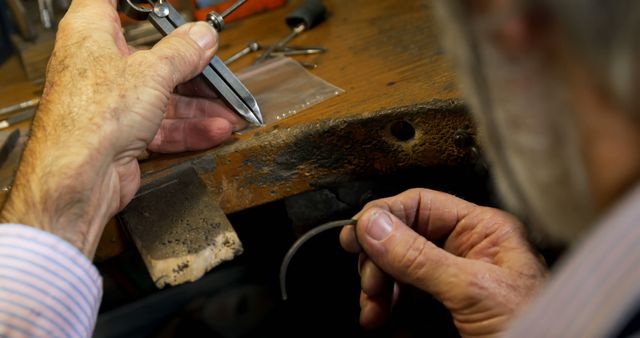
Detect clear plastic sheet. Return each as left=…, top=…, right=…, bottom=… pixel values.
left=237, top=57, right=344, bottom=125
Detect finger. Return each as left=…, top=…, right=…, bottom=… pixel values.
left=355, top=207, right=466, bottom=298
left=360, top=292, right=391, bottom=330
left=130, top=22, right=219, bottom=90
left=361, top=257, right=393, bottom=298
left=356, top=188, right=476, bottom=242
left=358, top=253, right=366, bottom=276
left=167, top=94, right=247, bottom=131
left=339, top=225, right=362, bottom=253
left=175, top=76, right=220, bottom=99
left=147, top=117, right=233, bottom=153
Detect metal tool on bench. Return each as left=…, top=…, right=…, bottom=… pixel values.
left=124, top=0, right=263, bottom=125
left=0, top=108, right=36, bottom=130
left=37, top=0, right=54, bottom=29
left=0, top=129, right=20, bottom=169
left=224, top=41, right=260, bottom=65
left=0, top=98, right=39, bottom=118
left=254, top=0, right=326, bottom=64
left=224, top=43, right=325, bottom=65
left=268, top=46, right=326, bottom=68
left=268, top=46, right=326, bottom=57
left=6, top=0, right=37, bottom=40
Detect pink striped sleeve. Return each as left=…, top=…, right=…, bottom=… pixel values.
left=0, top=224, right=102, bottom=338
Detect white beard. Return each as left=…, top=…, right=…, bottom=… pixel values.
left=434, top=1, right=596, bottom=245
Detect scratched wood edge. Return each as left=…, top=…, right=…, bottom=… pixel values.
left=209, top=98, right=475, bottom=213
left=134, top=98, right=475, bottom=214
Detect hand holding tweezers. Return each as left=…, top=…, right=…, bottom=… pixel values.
left=124, top=0, right=263, bottom=126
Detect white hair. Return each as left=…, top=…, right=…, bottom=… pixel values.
left=433, top=0, right=597, bottom=245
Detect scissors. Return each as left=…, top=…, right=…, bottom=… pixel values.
left=124, top=0, right=264, bottom=126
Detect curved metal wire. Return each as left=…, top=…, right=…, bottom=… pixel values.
left=279, top=219, right=357, bottom=300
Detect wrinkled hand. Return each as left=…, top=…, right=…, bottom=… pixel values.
left=0, top=0, right=245, bottom=257
left=340, top=189, right=547, bottom=337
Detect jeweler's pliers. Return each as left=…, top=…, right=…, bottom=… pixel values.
left=124, top=0, right=263, bottom=125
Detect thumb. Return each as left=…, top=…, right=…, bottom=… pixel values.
left=132, top=22, right=219, bottom=89
left=356, top=207, right=464, bottom=298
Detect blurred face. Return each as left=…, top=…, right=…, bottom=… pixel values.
left=435, top=2, right=596, bottom=244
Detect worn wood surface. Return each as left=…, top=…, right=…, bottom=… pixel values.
left=123, top=0, right=472, bottom=276
left=0, top=55, right=36, bottom=87
left=0, top=74, right=40, bottom=108
left=138, top=0, right=466, bottom=212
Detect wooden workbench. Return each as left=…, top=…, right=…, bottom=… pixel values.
left=138, top=0, right=469, bottom=210
left=118, top=0, right=475, bottom=274
left=0, top=0, right=476, bottom=261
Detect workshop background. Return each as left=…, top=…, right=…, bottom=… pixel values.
left=0, top=0, right=560, bottom=337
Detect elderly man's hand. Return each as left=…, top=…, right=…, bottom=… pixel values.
left=0, top=0, right=245, bottom=258
left=340, top=189, right=547, bottom=337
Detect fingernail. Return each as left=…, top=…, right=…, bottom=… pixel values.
left=366, top=211, right=392, bottom=241
left=188, top=22, right=217, bottom=50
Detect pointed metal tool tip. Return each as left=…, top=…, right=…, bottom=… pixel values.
left=245, top=110, right=263, bottom=126
left=249, top=101, right=264, bottom=125
left=255, top=111, right=264, bottom=125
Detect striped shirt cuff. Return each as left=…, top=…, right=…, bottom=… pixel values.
left=0, top=224, right=102, bottom=338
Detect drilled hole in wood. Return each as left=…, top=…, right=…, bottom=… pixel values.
left=390, top=120, right=416, bottom=141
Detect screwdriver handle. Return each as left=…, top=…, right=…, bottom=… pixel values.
left=285, top=0, right=326, bottom=29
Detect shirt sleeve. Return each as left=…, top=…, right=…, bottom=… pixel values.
left=0, top=224, right=102, bottom=338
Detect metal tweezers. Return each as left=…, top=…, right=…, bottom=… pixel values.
left=124, top=0, right=263, bottom=125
